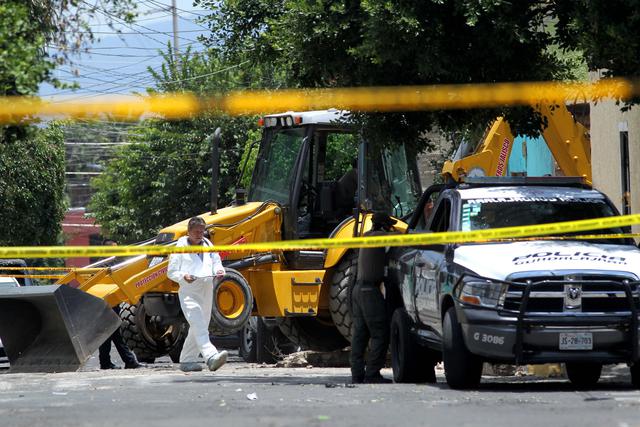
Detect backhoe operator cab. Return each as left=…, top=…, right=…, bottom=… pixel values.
left=249, top=109, right=421, bottom=269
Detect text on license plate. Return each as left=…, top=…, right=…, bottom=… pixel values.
left=559, top=332, right=593, bottom=350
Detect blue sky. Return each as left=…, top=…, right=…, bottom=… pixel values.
left=40, top=0, right=209, bottom=99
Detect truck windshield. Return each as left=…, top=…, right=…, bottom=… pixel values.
left=248, top=128, right=305, bottom=204
left=460, top=197, right=629, bottom=244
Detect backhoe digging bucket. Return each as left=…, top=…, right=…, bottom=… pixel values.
left=0, top=285, right=120, bottom=373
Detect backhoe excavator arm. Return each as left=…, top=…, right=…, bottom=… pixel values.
left=441, top=104, right=592, bottom=184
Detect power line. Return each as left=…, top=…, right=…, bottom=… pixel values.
left=142, top=1, right=209, bottom=18
left=80, top=0, right=200, bottom=45
left=144, top=0, right=210, bottom=31
left=80, top=0, right=172, bottom=46
left=49, top=45, right=178, bottom=51
left=63, top=29, right=205, bottom=35
left=50, top=55, right=243, bottom=100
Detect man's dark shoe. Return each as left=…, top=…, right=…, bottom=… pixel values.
left=100, top=363, right=121, bottom=370
left=364, top=373, right=392, bottom=384
left=124, top=362, right=145, bottom=369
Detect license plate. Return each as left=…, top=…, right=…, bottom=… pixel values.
left=559, top=332, right=593, bottom=350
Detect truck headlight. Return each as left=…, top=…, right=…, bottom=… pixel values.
left=459, top=278, right=508, bottom=308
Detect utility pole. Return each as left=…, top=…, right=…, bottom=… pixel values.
left=171, top=0, right=179, bottom=64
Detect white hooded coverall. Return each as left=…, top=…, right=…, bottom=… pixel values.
left=167, top=236, right=225, bottom=363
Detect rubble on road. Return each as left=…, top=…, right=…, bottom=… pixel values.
left=276, top=349, right=351, bottom=368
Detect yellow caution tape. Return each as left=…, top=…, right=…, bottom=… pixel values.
left=474, top=233, right=640, bottom=243
left=1, top=213, right=639, bottom=259
left=0, top=79, right=635, bottom=123
left=0, top=266, right=104, bottom=272
left=0, top=274, right=64, bottom=279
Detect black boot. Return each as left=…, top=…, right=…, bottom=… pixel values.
left=100, top=362, right=121, bottom=370
left=364, top=373, right=392, bottom=384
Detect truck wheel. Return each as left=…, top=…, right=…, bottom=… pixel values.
left=120, top=302, right=186, bottom=362
left=630, top=363, right=640, bottom=388
left=329, top=251, right=357, bottom=342
left=566, top=362, right=602, bottom=388
left=391, top=308, right=437, bottom=383
left=239, top=317, right=258, bottom=363
left=442, top=307, right=483, bottom=389
left=209, top=268, right=253, bottom=336
left=277, top=316, right=348, bottom=352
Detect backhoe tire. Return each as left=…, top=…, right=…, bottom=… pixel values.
left=120, top=302, right=187, bottom=362
left=442, top=307, right=483, bottom=389
left=277, top=316, right=348, bottom=352
left=329, top=251, right=358, bottom=342
left=209, top=268, right=253, bottom=336
left=391, top=309, right=437, bottom=383
left=239, top=317, right=258, bottom=363
left=566, top=362, right=602, bottom=389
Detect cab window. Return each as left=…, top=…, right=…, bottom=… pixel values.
left=429, top=199, right=452, bottom=233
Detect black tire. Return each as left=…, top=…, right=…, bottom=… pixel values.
left=277, top=316, right=349, bottom=352
left=566, top=362, right=602, bottom=388
left=329, top=251, right=358, bottom=342
left=256, top=317, right=278, bottom=364
left=442, top=307, right=483, bottom=389
left=391, top=309, right=437, bottom=383
left=630, top=363, right=640, bottom=388
left=239, top=317, right=258, bottom=363
left=120, top=302, right=187, bottom=362
left=209, top=268, right=253, bottom=336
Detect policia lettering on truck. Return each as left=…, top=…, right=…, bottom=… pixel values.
left=513, top=252, right=627, bottom=265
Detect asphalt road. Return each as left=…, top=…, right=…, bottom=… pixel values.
left=1, top=352, right=639, bottom=427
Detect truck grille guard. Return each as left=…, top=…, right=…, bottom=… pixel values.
left=511, top=277, right=640, bottom=364
left=453, top=272, right=640, bottom=364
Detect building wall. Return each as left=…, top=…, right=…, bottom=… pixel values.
left=507, top=135, right=555, bottom=177
left=62, top=208, right=102, bottom=268
left=590, top=93, right=640, bottom=232
left=417, top=131, right=451, bottom=189
left=591, top=96, right=640, bottom=213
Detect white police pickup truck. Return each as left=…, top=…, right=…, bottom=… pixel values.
left=387, top=177, right=640, bottom=389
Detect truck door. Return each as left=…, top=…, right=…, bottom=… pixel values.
left=414, top=197, right=452, bottom=327
left=388, top=245, right=420, bottom=322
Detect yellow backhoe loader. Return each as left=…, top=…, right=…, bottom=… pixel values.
left=0, top=110, right=421, bottom=371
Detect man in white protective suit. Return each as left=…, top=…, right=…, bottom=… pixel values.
left=167, top=216, right=229, bottom=372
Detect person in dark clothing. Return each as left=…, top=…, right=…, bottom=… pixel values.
left=98, top=304, right=143, bottom=369
left=98, top=239, right=143, bottom=369
left=350, top=212, right=397, bottom=384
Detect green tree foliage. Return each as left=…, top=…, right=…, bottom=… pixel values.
left=90, top=49, right=259, bottom=242
left=554, top=0, right=640, bottom=104
left=196, top=0, right=581, bottom=148
left=0, top=2, right=51, bottom=96
left=0, top=124, right=66, bottom=245
left=1, top=0, right=136, bottom=99
left=555, top=0, right=640, bottom=77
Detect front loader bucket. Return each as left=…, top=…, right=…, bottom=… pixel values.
left=0, top=285, right=120, bottom=373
